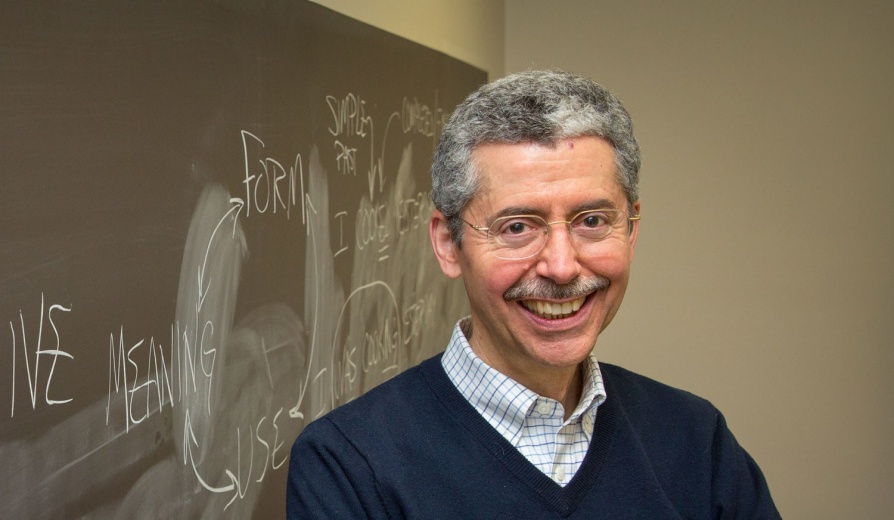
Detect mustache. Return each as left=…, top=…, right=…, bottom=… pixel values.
left=503, top=275, right=610, bottom=302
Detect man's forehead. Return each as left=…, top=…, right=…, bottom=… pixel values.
left=472, top=136, right=615, bottom=169
left=468, top=137, right=627, bottom=218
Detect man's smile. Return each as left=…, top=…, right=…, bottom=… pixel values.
left=521, top=296, right=586, bottom=319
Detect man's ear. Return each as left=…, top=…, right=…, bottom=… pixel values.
left=430, top=210, right=463, bottom=279
left=628, top=201, right=641, bottom=260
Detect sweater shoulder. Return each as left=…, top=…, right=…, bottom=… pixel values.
left=599, top=362, right=720, bottom=422
left=306, top=355, right=445, bottom=436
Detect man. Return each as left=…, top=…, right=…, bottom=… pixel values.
left=287, top=70, right=779, bottom=518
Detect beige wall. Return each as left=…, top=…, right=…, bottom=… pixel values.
left=506, top=1, right=894, bottom=518
left=310, top=0, right=504, bottom=79
left=314, top=0, right=893, bottom=517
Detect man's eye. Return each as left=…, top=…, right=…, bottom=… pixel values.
left=578, top=212, right=608, bottom=228
left=494, top=217, right=540, bottom=238
left=505, top=221, right=530, bottom=234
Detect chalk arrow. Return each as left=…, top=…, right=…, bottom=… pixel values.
left=365, top=121, right=386, bottom=199
left=183, top=409, right=240, bottom=506
left=196, top=197, right=246, bottom=313
left=289, top=195, right=319, bottom=420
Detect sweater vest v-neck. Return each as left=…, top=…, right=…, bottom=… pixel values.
left=287, top=354, right=780, bottom=519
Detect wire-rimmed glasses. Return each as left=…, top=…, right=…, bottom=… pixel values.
left=462, top=209, right=640, bottom=260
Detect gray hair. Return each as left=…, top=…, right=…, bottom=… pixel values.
left=431, top=70, right=641, bottom=242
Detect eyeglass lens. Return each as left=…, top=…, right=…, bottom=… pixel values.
left=487, top=210, right=628, bottom=260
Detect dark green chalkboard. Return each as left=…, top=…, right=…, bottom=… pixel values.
left=0, top=1, right=483, bottom=517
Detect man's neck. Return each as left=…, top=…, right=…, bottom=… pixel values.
left=529, top=364, right=584, bottom=421
left=468, top=334, right=585, bottom=420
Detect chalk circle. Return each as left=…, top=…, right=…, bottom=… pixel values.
left=331, top=281, right=404, bottom=396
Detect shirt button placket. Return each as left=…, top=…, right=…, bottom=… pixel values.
left=555, top=466, right=566, bottom=484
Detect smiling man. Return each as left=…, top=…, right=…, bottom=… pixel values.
left=287, top=70, right=780, bottom=519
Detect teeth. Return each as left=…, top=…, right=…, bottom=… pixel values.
left=522, top=297, right=585, bottom=319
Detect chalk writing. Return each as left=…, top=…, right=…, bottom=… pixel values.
left=0, top=4, right=481, bottom=518
left=325, top=91, right=391, bottom=199
left=401, top=96, right=447, bottom=138
left=333, top=210, right=350, bottom=258
left=396, top=191, right=431, bottom=236
left=182, top=406, right=288, bottom=510
left=8, top=294, right=73, bottom=417
left=355, top=202, right=391, bottom=254
left=402, top=296, right=435, bottom=346
left=107, top=320, right=221, bottom=431
left=241, top=130, right=300, bottom=219
left=333, top=140, right=357, bottom=175
left=326, top=93, right=371, bottom=138
left=1, top=93, right=466, bottom=518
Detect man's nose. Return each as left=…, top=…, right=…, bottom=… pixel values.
left=534, top=225, right=581, bottom=284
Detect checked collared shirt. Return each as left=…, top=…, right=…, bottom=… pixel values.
left=442, top=318, right=607, bottom=486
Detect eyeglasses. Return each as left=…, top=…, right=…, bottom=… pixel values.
left=462, top=209, right=640, bottom=260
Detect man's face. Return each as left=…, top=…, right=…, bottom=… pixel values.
left=430, top=136, right=639, bottom=386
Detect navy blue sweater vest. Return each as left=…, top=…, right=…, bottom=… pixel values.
left=287, top=355, right=779, bottom=519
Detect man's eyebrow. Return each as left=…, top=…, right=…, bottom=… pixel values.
left=484, top=198, right=621, bottom=223
left=569, top=199, right=621, bottom=214
left=488, top=206, right=543, bottom=221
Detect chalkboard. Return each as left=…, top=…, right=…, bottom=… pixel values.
left=0, top=1, right=483, bottom=517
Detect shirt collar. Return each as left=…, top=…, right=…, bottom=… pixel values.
left=442, top=317, right=607, bottom=445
